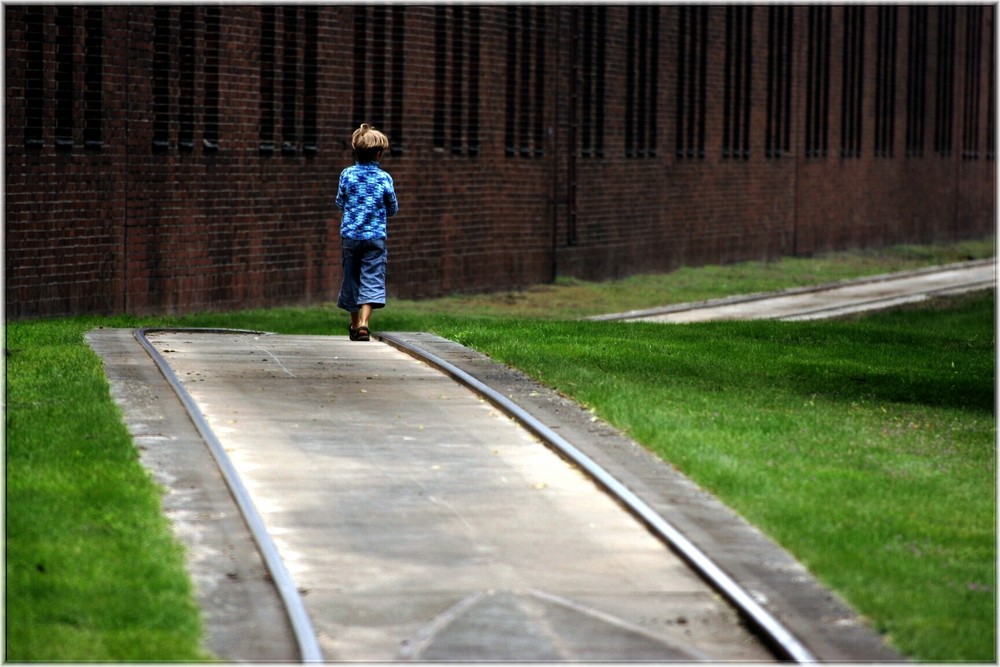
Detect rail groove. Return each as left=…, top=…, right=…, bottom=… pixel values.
left=134, top=328, right=324, bottom=663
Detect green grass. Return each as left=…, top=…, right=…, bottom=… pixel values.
left=6, top=316, right=212, bottom=661
left=6, top=238, right=995, bottom=661
left=380, top=236, right=996, bottom=320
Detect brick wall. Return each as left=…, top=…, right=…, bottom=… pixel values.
left=5, top=5, right=995, bottom=319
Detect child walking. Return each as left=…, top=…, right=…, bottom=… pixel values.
left=336, top=124, right=399, bottom=341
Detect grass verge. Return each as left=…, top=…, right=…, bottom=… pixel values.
left=6, top=316, right=212, bottom=661
left=383, top=237, right=996, bottom=320
left=6, top=239, right=995, bottom=661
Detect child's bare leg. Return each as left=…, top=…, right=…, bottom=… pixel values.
left=357, top=304, right=373, bottom=329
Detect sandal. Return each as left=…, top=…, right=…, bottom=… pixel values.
left=348, top=324, right=359, bottom=341
left=354, top=326, right=370, bottom=342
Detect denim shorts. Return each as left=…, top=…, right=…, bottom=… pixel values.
left=337, top=237, right=388, bottom=312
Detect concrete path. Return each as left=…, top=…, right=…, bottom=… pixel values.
left=591, top=259, right=994, bottom=323
left=148, top=331, right=781, bottom=661
left=89, top=330, right=774, bottom=661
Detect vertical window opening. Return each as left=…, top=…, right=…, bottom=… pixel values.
left=874, top=6, right=898, bottom=158
left=369, top=4, right=386, bottom=131
left=582, top=8, right=594, bottom=155
left=518, top=7, right=532, bottom=156
left=84, top=7, right=103, bottom=150
left=391, top=7, right=406, bottom=155
left=987, top=8, right=995, bottom=160
left=303, top=7, right=318, bottom=155
left=626, top=8, right=636, bottom=156
left=260, top=6, right=276, bottom=154
left=153, top=6, right=171, bottom=152
left=504, top=6, right=517, bottom=156
left=840, top=6, right=865, bottom=158
left=282, top=6, right=300, bottom=155
left=178, top=6, right=195, bottom=152
left=636, top=6, right=649, bottom=155
left=906, top=7, right=928, bottom=157
left=24, top=6, right=45, bottom=148
left=55, top=6, right=75, bottom=151
left=934, top=6, right=956, bottom=156
left=766, top=6, right=793, bottom=159
left=596, top=7, right=607, bottom=156
left=533, top=7, right=546, bottom=157
left=433, top=5, right=448, bottom=150
left=724, top=6, right=752, bottom=159
left=580, top=6, right=607, bottom=157
left=433, top=6, right=446, bottom=150
left=466, top=6, right=480, bottom=156
left=352, top=6, right=367, bottom=130
left=962, top=6, right=983, bottom=160
left=204, top=6, right=220, bottom=153
left=451, top=6, right=465, bottom=155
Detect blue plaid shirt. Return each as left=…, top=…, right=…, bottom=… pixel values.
left=335, top=162, right=398, bottom=240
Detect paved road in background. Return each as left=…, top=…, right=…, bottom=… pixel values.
left=590, top=259, right=994, bottom=323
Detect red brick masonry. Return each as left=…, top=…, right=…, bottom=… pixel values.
left=5, top=6, right=995, bottom=318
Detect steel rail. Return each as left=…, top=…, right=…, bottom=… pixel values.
left=133, top=328, right=324, bottom=663
left=378, top=331, right=817, bottom=664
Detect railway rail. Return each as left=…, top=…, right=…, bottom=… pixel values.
left=131, top=327, right=823, bottom=662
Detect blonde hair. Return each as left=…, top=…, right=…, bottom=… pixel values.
left=352, top=123, right=389, bottom=161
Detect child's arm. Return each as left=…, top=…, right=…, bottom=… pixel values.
left=384, top=177, right=399, bottom=217
left=335, top=179, right=347, bottom=211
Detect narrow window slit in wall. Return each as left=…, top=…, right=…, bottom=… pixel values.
left=987, top=9, right=995, bottom=161
left=84, top=7, right=103, bottom=150
left=178, top=6, right=195, bottom=152
left=55, top=6, right=75, bottom=151
left=153, top=6, right=172, bottom=152
left=450, top=6, right=465, bottom=155
left=874, top=6, right=897, bottom=158
left=303, top=6, right=318, bottom=156
left=391, top=7, right=406, bottom=156
left=259, top=6, right=276, bottom=154
left=906, top=7, right=928, bottom=157
left=962, top=6, right=983, bottom=160
left=282, top=6, right=300, bottom=155
left=24, top=6, right=45, bottom=148
left=805, top=5, right=831, bottom=158
left=840, top=6, right=865, bottom=158
left=579, top=6, right=607, bottom=158
left=724, top=6, right=752, bottom=160
left=204, top=7, right=221, bottom=153
left=934, top=6, right=956, bottom=157
left=766, top=5, right=793, bottom=159
left=466, top=6, right=480, bottom=156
